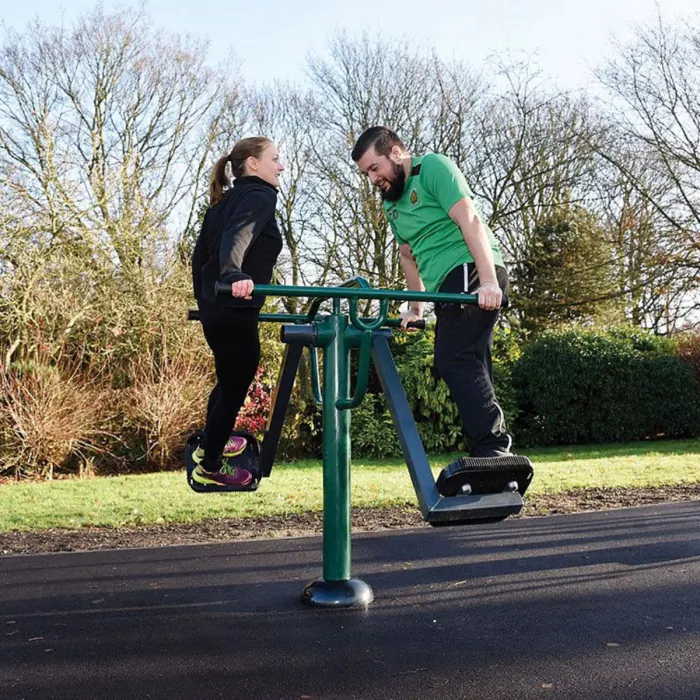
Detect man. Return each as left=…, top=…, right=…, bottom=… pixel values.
left=352, top=126, right=511, bottom=458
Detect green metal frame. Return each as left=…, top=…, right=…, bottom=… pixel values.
left=211, top=277, right=507, bottom=608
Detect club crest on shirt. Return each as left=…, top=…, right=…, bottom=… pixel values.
left=410, top=189, right=418, bottom=205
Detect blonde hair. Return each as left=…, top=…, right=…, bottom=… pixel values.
left=209, top=137, right=272, bottom=206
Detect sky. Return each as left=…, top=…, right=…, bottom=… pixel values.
left=1, top=0, right=697, bottom=90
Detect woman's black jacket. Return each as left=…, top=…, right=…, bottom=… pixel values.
left=192, top=176, right=283, bottom=310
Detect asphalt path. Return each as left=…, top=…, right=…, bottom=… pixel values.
left=1, top=501, right=699, bottom=699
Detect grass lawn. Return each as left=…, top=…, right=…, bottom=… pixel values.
left=1, top=439, right=699, bottom=533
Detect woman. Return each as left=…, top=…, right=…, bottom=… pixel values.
left=191, top=137, right=284, bottom=487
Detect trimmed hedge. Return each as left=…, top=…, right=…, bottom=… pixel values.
left=348, top=324, right=700, bottom=456
left=511, top=327, right=700, bottom=446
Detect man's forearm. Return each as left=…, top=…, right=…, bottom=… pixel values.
left=448, top=198, right=499, bottom=285
left=460, top=220, right=498, bottom=285
left=400, top=251, right=425, bottom=316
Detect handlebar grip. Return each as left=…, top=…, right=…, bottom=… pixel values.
left=405, top=320, right=426, bottom=330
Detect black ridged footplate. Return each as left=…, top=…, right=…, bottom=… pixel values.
left=436, top=455, right=534, bottom=497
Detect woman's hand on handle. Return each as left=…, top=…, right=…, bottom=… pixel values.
left=231, top=279, right=254, bottom=299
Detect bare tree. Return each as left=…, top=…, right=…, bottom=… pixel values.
left=431, top=58, right=617, bottom=328
left=461, top=61, right=600, bottom=257
left=303, top=39, right=622, bottom=327
left=0, top=7, right=237, bottom=274
left=245, top=82, right=334, bottom=311
left=306, top=32, right=438, bottom=297
left=595, top=11, right=700, bottom=328
left=0, top=8, right=244, bottom=368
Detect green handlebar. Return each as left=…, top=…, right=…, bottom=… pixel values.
left=214, top=282, right=508, bottom=308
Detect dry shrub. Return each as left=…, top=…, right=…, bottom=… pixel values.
left=0, top=360, right=112, bottom=480
left=126, top=350, right=211, bottom=470
left=674, top=330, right=700, bottom=381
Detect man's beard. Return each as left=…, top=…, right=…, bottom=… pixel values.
left=379, top=161, right=406, bottom=202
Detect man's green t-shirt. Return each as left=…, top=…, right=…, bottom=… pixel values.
left=383, top=153, right=504, bottom=293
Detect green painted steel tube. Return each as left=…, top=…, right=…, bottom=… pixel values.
left=317, top=314, right=352, bottom=582
left=189, top=309, right=425, bottom=329
left=336, top=330, right=371, bottom=410
left=214, top=281, right=503, bottom=307
left=340, top=275, right=372, bottom=289
left=270, top=313, right=425, bottom=329
left=349, top=298, right=389, bottom=331
left=309, top=346, right=322, bottom=405
left=259, top=313, right=309, bottom=323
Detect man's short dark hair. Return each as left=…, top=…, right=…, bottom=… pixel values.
left=351, top=126, right=407, bottom=162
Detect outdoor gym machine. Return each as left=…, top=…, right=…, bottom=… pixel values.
left=187, top=278, right=533, bottom=609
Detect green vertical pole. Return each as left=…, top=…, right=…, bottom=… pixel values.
left=321, top=311, right=351, bottom=582
left=300, top=302, right=373, bottom=608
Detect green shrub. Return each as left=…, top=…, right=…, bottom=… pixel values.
left=278, top=395, right=323, bottom=459
left=637, top=354, right=700, bottom=438
left=350, top=393, right=401, bottom=458
left=511, top=326, right=700, bottom=446
left=348, top=324, right=519, bottom=457
left=392, top=328, right=463, bottom=454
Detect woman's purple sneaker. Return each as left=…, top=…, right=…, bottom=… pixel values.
left=223, top=435, right=248, bottom=457
left=192, top=464, right=253, bottom=487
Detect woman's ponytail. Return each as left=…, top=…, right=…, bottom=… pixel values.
left=209, top=155, right=231, bottom=207
left=209, top=137, right=272, bottom=207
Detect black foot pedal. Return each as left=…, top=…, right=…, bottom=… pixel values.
left=436, top=455, right=534, bottom=498
left=185, top=430, right=262, bottom=493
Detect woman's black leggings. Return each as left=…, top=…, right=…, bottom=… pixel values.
left=198, top=303, right=260, bottom=464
